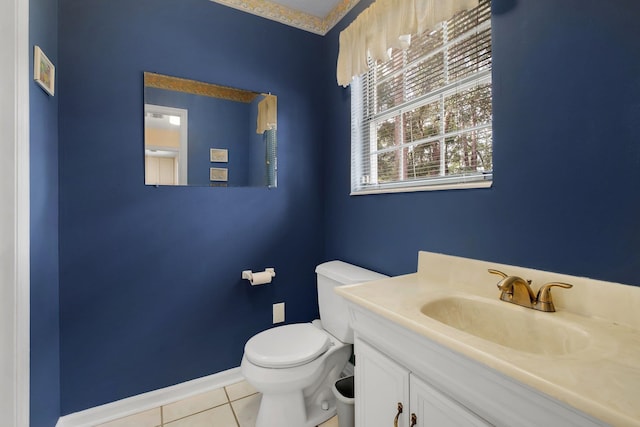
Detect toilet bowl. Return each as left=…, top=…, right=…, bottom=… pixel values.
left=241, top=261, right=387, bottom=427
left=241, top=323, right=351, bottom=427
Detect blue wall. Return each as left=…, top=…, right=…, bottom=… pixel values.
left=30, top=0, right=61, bottom=423
left=145, top=87, right=253, bottom=186
left=39, top=0, right=640, bottom=420
left=58, top=0, right=325, bottom=414
left=323, top=0, right=640, bottom=284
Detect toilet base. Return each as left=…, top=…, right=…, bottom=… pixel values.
left=256, top=390, right=336, bottom=427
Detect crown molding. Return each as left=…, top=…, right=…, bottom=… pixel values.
left=211, top=0, right=360, bottom=35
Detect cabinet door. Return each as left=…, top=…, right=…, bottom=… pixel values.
left=409, top=374, right=491, bottom=427
left=355, top=339, right=410, bottom=427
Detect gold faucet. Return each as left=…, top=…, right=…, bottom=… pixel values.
left=488, top=269, right=572, bottom=312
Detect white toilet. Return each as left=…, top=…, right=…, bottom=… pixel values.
left=241, top=261, right=387, bottom=427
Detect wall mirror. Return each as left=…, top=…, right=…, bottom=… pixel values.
left=144, top=72, right=277, bottom=187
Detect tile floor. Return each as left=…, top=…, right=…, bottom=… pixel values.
left=95, top=380, right=339, bottom=427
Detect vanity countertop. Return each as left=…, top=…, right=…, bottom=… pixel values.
left=336, top=251, right=640, bottom=427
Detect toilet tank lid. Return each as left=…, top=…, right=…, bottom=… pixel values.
left=315, top=261, right=388, bottom=285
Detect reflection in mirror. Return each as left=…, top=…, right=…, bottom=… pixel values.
left=144, top=104, right=188, bottom=185
left=143, top=72, right=277, bottom=187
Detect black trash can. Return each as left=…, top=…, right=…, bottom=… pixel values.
left=332, top=375, right=355, bottom=427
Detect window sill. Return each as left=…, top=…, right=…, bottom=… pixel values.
left=350, top=179, right=492, bottom=196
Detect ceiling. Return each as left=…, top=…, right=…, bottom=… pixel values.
left=269, top=0, right=345, bottom=18
left=210, top=0, right=361, bottom=35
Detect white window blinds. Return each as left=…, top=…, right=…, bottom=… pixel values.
left=351, top=0, right=492, bottom=194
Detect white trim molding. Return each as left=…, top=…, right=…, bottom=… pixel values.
left=0, top=0, right=30, bottom=425
left=16, top=0, right=31, bottom=422
left=56, top=368, right=243, bottom=427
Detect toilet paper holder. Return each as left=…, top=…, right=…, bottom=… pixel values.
left=242, top=268, right=276, bottom=285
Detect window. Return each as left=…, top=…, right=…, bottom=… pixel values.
left=351, top=0, right=492, bottom=194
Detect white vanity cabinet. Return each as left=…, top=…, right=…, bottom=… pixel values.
left=337, top=252, right=640, bottom=425
left=355, top=338, right=409, bottom=427
left=346, top=303, right=605, bottom=427
left=409, top=373, right=490, bottom=427
left=355, top=338, right=490, bottom=427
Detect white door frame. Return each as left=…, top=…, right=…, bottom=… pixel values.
left=1, top=0, right=31, bottom=424
left=145, top=104, right=189, bottom=185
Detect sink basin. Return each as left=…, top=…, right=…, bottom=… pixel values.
left=421, top=295, right=591, bottom=355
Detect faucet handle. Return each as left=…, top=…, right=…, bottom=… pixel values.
left=488, top=269, right=508, bottom=278
left=535, top=282, right=573, bottom=312
left=488, top=269, right=508, bottom=287
left=488, top=269, right=531, bottom=289
left=488, top=269, right=509, bottom=291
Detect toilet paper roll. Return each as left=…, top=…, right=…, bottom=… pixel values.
left=249, top=271, right=273, bottom=286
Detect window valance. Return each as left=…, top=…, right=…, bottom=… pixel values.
left=336, top=0, right=478, bottom=87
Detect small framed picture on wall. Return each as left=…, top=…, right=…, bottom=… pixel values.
left=34, top=46, right=55, bottom=96
left=210, top=167, right=228, bottom=182
left=210, top=148, right=229, bottom=163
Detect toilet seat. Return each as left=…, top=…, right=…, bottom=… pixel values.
left=244, top=323, right=330, bottom=368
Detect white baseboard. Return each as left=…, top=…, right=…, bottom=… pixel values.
left=56, top=367, right=243, bottom=427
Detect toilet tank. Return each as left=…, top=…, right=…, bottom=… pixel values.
left=315, top=261, right=388, bottom=344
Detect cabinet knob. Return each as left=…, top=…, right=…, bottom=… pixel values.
left=393, top=402, right=403, bottom=427
left=410, top=413, right=417, bottom=427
